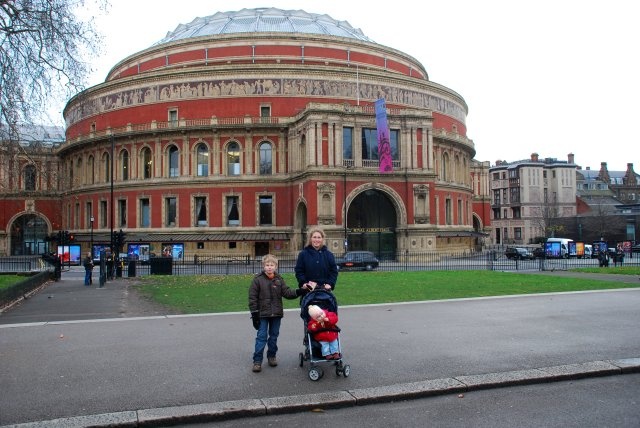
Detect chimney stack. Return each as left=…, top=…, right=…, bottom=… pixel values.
left=568, top=153, right=574, bottom=164
left=531, top=153, right=539, bottom=162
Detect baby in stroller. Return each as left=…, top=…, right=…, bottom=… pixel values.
left=307, top=304, right=341, bottom=360
left=299, top=288, right=350, bottom=380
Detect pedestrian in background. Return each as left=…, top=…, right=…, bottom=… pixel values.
left=83, top=252, right=94, bottom=285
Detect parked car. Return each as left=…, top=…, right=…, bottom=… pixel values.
left=504, top=247, right=534, bottom=260
left=532, top=247, right=546, bottom=259
left=336, top=251, right=379, bottom=271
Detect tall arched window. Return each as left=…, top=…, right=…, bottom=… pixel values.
left=88, top=155, right=95, bottom=184
left=441, top=152, right=449, bottom=182
left=168, top=145, right=179, bottom=177
left=76, top=158, right=83, bottom=186
left=102, top=152, right=110, bottom=183
left=196, top=143, right=208, bottom=176
left=24, top=165, right=36, bottom=191
left=121, top=150, right=129, bottom=181
left=227, top=142, right=240, bottom=176
left=141, top=147, right=152, bottom=179
left=259, top=141, right=272, bottom=175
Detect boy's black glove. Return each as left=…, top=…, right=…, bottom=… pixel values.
left=251, top=312, right=260, bottom=330
left=296, top=287, right=308, bottom=297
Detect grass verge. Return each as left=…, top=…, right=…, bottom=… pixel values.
left=136, top=270, right=640, bottom=314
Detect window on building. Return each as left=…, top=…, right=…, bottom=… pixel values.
left=493, top=172, right=500, bottom=180
left=260, top=106, right=270, bottom=117
left=196, top=144, right=208, bottom=177
left=259, top=142, right=272, bottom=175
left=226, top=196, right=239, bottom=226
left=140, top=199, right=150, bottom=228
left=90, top=122, right=96, bottom=133
left=361, top=128, right=399, bottom=160
left=168, top=109, right=178, bottom=126
left=227, top=142, right=240, bottom=176
left=76, top=158, right=82, bottom=186
left=510, top=187, right=520, bottom=203
left=441, top=153, right=449, bottom=181
left=195, top=196, right=207, bottom=226
left=445, top=198, right=452, bottom=225
left=166, top=197, right=177, bottom=226
left=118, top=199, right=127, bottom=227
left=503, top=209, right=508, bottom=218
left=502, top=189, right=507, bottom=204
left=457, top=199, right=462, bottom=224
left=24, top=165, right=36, bottom=191
left=259, top=195, right=273, bottom=225
left=88, top=156, right=95, bottom=184
left=493, top=190, right=500, bottom=205
left=512, top=207, right=521, bottom=218
left=121, top=150, right=129, bottom=181
left=103, top=152, right=110, bottom=183
left=343, top=127, right=353, bottom=160
left=168, top=146, right=179, bottom=177
left=99, top=200, right=107, bottom=228
left=142, top=147, right=152, bottom=179
left=74, top=202, right=80, bottom=229
left=514, top=227, right=522, bottom=240
left=493, top=208, right=500, bottom=219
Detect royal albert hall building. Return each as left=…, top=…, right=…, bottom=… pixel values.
left=4, top=8, right=492, bottom=259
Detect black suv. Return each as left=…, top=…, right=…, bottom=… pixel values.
left=505, top=247, right=534, bottom=260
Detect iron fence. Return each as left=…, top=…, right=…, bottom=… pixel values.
left=1, top=251, right=638, bottom=277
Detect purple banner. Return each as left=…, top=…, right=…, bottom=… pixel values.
left=375, top=98, right=393, bottom=173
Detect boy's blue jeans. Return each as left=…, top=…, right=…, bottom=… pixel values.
left=253, top=317, right=281, bottom=364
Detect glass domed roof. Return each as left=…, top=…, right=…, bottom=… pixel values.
left=154, top=8, right=374, bottom=45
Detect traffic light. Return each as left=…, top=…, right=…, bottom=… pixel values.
left=113, top=229, right=126, bottom=251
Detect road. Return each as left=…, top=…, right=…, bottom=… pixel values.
left=191, top=373, right=640, bottom=428
left=1, top=281, right=639, bottom=425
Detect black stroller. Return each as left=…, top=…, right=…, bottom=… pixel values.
left=299, top=289, right=350, bottom=381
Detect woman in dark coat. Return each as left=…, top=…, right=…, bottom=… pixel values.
left=294, top=227, right=338, bottom=291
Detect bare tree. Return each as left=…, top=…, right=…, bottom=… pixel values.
left=530, top=195, right=565, bottom=240
left=0, top=0, right=107, bottom=139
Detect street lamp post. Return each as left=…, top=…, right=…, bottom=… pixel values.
left=90, top=216, right=94, bottom=259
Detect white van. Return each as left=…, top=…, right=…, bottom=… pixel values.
left=545, top=238, right=573, bottom=258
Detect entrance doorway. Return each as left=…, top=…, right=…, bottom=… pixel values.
left=346, top=189, right=397, bottom=258
left=254, top=241, right=270, bottom=258
left=10, top=214, right=49, bottom=255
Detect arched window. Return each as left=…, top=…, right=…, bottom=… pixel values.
left=141, top=147, right=152, bottom=179
left=227, top=142, right=240, bottom=176
left=259, top=141, right=272, bottom=175
left=441, top=152, right=449, bottom=182
left=24, top=165, right=36, bottom=191
left=102, top=152, right=110, bottom=183
left=168, top=145, right=179, bottom=177
left=76, top=158, right=83, bottom=186
left=196, top=143, right=208, bottom=176
left=121, top=150, right=129, bottom=181
left=88, top=155, right=95, bottom=184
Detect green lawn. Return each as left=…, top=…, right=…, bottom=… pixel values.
left=0, top=275, right=25, bottom=291
left=136, top=270, right=640, bottom=314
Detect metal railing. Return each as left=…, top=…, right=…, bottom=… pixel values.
left=1, top=251, right=638, bottom=277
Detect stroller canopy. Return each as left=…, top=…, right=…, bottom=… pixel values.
left=300, top=289, right=338, bottom=323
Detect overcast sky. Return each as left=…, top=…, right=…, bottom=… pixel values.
left=68, top=0, right=639, bottom=172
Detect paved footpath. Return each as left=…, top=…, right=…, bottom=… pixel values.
left=0, top=268, right=639, bottom=427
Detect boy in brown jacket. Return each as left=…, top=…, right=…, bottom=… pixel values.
left=248, top=254, right=308, bottom=372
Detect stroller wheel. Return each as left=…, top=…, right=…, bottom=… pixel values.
left=299, top=352, right=304, bottom=367
left=342, top=364, right=351, bottom=378
left=335, top=365, right=341, bottom=376
left=308, top=367, right=323, bottom=381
